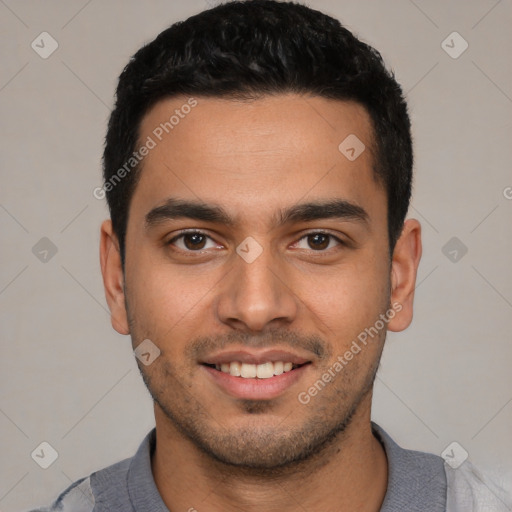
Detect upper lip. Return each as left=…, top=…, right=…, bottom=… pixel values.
left=201, top=348, right=312, bottom=366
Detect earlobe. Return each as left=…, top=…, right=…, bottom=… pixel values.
left=387, top=219, right=422, bottom=333
left=100, top=220, right=130, bottom=335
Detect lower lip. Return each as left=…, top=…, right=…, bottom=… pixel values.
left=201, top=364, right=310, bottom=400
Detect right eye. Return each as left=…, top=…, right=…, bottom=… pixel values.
left=167, top=230, right=221, bottom=252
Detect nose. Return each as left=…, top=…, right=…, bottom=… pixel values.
left=214, top=240, right=299, bottom=332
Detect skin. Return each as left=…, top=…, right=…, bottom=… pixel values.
left=100, top=94, right=422, bottom=512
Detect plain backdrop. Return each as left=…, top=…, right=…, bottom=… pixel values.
left=0, top=1, right=511, bottom=510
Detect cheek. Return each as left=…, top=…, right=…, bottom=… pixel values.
left=126, top=251, right=220, bottom=337
left=299, top=255, right=389, bottom=338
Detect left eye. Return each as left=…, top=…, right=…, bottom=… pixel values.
left=294, top=233, right=342, bottom=251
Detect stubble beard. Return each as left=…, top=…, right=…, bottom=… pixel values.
left=136, top=337, right=384, bottom=476
left=126, top=287, right=389, bottom=475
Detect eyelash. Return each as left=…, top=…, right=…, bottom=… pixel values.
left=166, top=229, right=346, bottom=255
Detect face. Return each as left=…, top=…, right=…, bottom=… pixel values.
left=101, top=94, right=421, bottom=470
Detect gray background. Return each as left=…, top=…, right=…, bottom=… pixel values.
left=1, top=0, right=511, bottom=510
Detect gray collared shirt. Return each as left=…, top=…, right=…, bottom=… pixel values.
left=28, top=421, right=512, bottom=511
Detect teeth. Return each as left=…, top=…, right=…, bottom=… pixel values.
left=273, top=361, right=284, bottom=375
left=215, top=361, right=299, bottom=378
left=256, top=362, right=274, bottom=379
left=241, top=363, right=257, bottom=378
left=229, top=361, right=241, bottom=377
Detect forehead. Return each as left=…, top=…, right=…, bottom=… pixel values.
left=131, top=94, right=385, bottom=227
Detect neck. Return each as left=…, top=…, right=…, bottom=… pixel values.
left=152, top=394, right=388, bottom=512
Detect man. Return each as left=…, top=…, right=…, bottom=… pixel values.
left=31, top=1, right=511, bottom=511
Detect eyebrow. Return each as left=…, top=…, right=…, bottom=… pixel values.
left=145, top=197, right=369, bottom=230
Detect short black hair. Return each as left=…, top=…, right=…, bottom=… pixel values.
left=102, top=0, right=413, bottom=265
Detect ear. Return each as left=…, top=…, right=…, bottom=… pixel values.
left=100, top=220, right=130, bottom=335
left=387, top=219, right=422, bottom=332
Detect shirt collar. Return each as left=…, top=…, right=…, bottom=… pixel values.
left=371, top=421, right=447, bottom=511
left=127, top=428, right=169, bottom=511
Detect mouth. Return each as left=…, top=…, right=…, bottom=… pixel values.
left=199, top=349, right=313, bottom=400
left=202, top=361, right=310, bottom=379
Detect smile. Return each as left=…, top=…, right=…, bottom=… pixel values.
left=204, top=361, right=308, bottom=379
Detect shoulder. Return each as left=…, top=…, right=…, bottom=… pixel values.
left=26, top=457, right=132, bottom=512
left=27, top=429, right=157, bottom=512
left=445, top=460, right=512, bottom=512
left=26, top=475, right=95, bottom=511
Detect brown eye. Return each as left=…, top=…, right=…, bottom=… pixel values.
left=307, top=233, right=330, bottom=250
left=168, top=231, right=218, bottom=252
left=182, top=233, right=207, bottom=250
left=294, top=232, right=342, bottom=252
